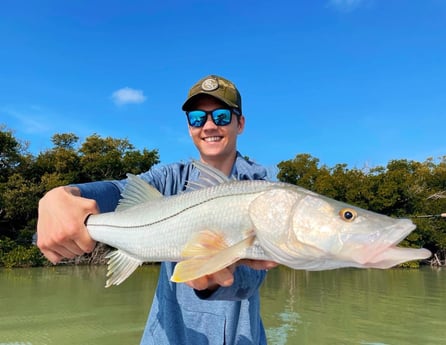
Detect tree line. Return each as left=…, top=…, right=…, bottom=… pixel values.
left=1, top=125, right=445, bottom=268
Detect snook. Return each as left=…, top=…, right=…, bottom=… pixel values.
left=86, top=162, right=431, bottom=287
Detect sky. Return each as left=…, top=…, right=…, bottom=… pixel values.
left=1, top=0, right=445, bottom=174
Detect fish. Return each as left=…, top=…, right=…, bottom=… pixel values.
left=86, top=161, right=431, bottom=287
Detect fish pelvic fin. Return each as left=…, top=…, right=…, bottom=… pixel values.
left=116, top=174, right=162, bottom=211
left=170, top=231, right=255, bottom=283
left=181, top=230, right=230, bottom=257
left=104, top=249, right=143, bottom=288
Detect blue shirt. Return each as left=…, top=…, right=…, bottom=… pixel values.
left=76, top=153, right=269, bottom=345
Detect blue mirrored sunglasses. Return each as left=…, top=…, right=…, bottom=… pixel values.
left=186, top=108, right=240, bottom=128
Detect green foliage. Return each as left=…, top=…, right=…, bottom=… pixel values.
left=51, top=133, right=79, bottom=149
left=0, top=237, right=16, bottom=255
left=0, top=125, right=29, bottom=183
left=1, top=243, right=46, bottom=268
left=0, top=126, right=160, bottom=267
left=79, top=134, right=159, bottom=180
left=34, top=133, right=82, bottom=183
left=277, top=154, right=322, bottom=189
left=0, top=236, right=46, bottom=267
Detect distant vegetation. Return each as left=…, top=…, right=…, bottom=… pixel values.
left=1, top=125, right=445, bottom=268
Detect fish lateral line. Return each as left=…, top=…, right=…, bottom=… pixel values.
left=88, top=189, right=266, bottom=230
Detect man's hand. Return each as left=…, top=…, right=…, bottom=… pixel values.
left=37, top=186, right=99, bottom=264
left=185, top=260, right=278, bottom=291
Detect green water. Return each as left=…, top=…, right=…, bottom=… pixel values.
left=1, top=265, right=445, bottom=344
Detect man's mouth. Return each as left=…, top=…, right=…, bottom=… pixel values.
left=203, top=136, right=223, bottom=142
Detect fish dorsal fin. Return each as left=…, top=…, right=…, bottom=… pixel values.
left=116, top=173, right=162, bottom=212
left=104, top=249, right=143, bottom=287
left=170, top=230, right=255, bottom=283
left=185, top=160, right=233, bottom=191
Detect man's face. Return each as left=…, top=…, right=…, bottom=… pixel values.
left=187, top=95, right=245, bottom=164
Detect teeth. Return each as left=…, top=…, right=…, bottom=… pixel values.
left=204, top=136, right=222, bottom=142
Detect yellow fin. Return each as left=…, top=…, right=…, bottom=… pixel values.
left=171, top=235, right=255, bottom=283
left=181, top=230, right=229, bottom=258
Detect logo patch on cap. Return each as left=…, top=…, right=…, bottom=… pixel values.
left=201, top=78, right=219, bottom=91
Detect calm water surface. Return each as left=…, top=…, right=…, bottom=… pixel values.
left=1, top=265, right=444, bottom=345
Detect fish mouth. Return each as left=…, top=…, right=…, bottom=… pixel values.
left=383, top=218, right=417, bottom=244
left=351, top=219, right=431, bottom=267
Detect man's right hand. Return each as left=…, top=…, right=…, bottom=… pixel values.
left=36, top=186, right=99, bottom=264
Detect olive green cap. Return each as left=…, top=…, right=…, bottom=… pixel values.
left=182, top=75, right=242, bottom=112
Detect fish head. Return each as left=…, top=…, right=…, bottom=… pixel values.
left=250, top=185, right=431, bottom=270
left=291, top=194, right=417, bottom=263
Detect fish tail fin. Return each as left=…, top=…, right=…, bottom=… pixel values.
left=104, top=250, right=143, bottom=288
left=170, top=231, right=255, bottom=283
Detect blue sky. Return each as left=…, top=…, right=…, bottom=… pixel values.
left=1, top=0, right=445, bottom=173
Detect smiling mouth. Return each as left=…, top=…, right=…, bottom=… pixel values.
left=203, top=136, right=223, bottom=142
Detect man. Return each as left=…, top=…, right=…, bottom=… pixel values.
left=37, top=75, right=277, bottom=344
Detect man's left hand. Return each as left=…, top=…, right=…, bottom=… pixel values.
left=185, top=260, right=278, bottom=291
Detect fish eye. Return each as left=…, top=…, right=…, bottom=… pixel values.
left=339, top=208, right=357, bottom=222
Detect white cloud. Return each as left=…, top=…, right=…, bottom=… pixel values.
left=328, top=0, right=368, bottom=12
left=111, top=87, right=147, bottom=105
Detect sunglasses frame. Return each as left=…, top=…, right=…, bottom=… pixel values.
left=186, top=108, right=241, bottom=128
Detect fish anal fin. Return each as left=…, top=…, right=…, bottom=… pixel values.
left=104, top=249, right=143, bottom=287
left=171, top=235, right=255, bottom=283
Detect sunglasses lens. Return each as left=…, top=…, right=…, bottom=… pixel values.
left=212, top=109, right=232, bottom=126
left=186, top=109, right=233, bottom=127
left=187, top=110, right=207, bottom=127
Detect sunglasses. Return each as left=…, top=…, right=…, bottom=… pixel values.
left=186, top=108, right=240, bottom=128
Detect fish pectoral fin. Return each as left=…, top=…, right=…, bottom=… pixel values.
left=171, top=235, right=255, bottom=283
left=104, top=250, right=143, bottom=288
left=181, top=230, right=230, bottom=258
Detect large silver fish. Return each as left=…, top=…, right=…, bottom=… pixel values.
left=86, top=161, right=431, bottom=287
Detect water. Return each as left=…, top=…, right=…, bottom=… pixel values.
left=1, top=265, right=445, bottom=344
left=261, top=267, right=446, bottom=345
left=0, top=266, right=156, bottom=345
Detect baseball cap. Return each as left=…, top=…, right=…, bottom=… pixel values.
left=182, top=75, right=242, bottom=112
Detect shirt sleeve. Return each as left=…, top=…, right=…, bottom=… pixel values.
left=75, top=180, right=124, bottom=213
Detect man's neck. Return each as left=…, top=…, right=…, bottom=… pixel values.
left=200, top=152, right=237, bottom=176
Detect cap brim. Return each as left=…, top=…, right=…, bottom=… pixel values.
left=182, top=92, right=238, bottom=111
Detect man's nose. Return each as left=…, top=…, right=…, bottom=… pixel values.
left=202, top=114, right=217, bottom=129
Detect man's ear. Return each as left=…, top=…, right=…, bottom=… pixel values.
left=238, top=115, right=245, bottom=134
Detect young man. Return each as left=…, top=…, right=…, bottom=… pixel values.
left=37, top=75, right=277, bottom=344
